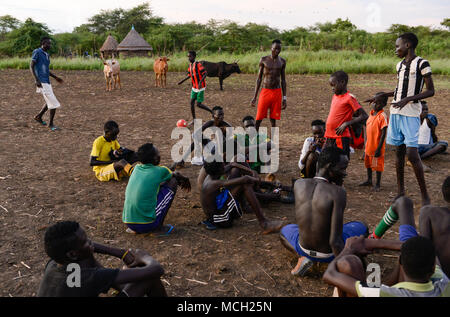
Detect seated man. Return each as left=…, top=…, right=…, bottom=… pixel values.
left=298, top=119, right=325, bottom=178
left=38, top=221, right=167, bottom=297
left=280, top=146, right=368, bottom=277
left=323, top=235, right=449, bottom=297
left=90, top=120, right=137, bottom=182
left=122, top=143, right=191, bottom=234
left=171, top=106, right=232, bottom=169
left=200, top=159, right=284, bottom=234
left=418, top=101, right=448, bottom=160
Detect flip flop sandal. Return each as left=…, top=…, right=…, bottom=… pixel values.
left=291, top=257, right=314, bottom=276
left=34, top=118, right=47, bottom=125
left=158, top=224, right=175, bottom=236
left=201, top=220, right=217, bottom=230
left=49, top=126, right=61, bottom=131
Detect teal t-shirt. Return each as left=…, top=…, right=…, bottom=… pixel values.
left=234, top=132, right=270, bottom=171
left=122, top=164, right=172, bottom=224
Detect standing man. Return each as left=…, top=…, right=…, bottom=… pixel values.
left=366, top=32, right=434, bottom=206
left=30, top=36, right=63, bottom=131
left=178, top=50, right=212, bottom=123
left=251, top=39, right=287, bottom=134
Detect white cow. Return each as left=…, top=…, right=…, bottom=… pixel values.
left=103, top=59, right=121, bottom=91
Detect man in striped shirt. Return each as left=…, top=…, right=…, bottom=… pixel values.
left=367, top=33, right=435, bottom=206
left=178, top=51, right=212, bottom=123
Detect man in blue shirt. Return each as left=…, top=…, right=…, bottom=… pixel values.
left=30, top=36, right=64, bottom=131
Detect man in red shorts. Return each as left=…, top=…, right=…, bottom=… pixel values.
left=251, top=39, right=287, bottom=135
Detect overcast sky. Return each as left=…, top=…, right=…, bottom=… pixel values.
left=1, top=0, right=448, bottom=33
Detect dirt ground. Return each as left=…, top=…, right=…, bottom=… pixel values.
left=0, top=69, right=448, bottom=297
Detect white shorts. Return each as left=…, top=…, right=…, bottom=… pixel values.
left=36, top=83, right=61, bottom=110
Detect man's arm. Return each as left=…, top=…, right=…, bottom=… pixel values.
left=251, top=58, right=264, bottom=106
left=30, top=60, right=42, bottom=87
left=90, top=156, right=114, bottom=167
left=49, top=71, right=63, bottom=83
left=425, top=118, right=438, bottom=143
left=392, top=75, right=435, bottom=109
left=113, top=250, right=164, bottom=285
left=329, top=188, right=346, bottom=256
left=281, top=59, right=287, bottom=109
left=364, top=92, right=394, bottom=103
left=178, top=75, right=190, bottom=85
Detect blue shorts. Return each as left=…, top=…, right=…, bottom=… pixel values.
left=418, top=141, right=448, bottom=155
left=280, top=221, right=368, bottom=263
left=126, top=184, right=175, bottom=234
left=399, top=224, right=418, bottom=242
left=387, top=114, right=420, bottom=148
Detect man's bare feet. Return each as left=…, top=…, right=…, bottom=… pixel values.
left=261, top=220, right=284, bottom=235
left=359, top=181, right=372, bottom=187
left=373, top=185, right=381, bottom=192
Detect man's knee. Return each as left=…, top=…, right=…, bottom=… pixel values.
left=336, top=255, right=365, bottom=281
left=406, top=147, right=420, bottom=163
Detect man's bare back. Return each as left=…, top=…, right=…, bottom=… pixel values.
left=294, top=178, right=346, bottom=255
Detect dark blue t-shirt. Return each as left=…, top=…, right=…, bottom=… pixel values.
left=31, top=48, right=50, bottom=84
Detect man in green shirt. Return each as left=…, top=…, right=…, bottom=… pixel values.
left=122, top=143, right=191, bottom=234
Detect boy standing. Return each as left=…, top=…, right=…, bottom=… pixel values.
left=178, top=51, right=212, bottom=122
left=368, top=32, right=434, bottom=206
left=325, top=71, right=368, bottom=158
left=359, top=93, right=389, bottom=191
left=30, top=36, right=64, bottom=131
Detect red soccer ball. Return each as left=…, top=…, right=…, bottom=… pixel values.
left=177, top=119, right=187, bottom=128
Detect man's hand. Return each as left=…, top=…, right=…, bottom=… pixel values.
left=308, top=143, right=318, bottom=153
left=35, top=80, right=42, bottom=88
left=335, top=122, right=349, bottom=136
left=123, top=249, right=153, bottom=268
left=344, top=236, right=371, bottom=256
left=374, top=148, right=381, bottom=158
left=391, top=98, right=409, bottom=110
left=55, top=76, right=63, bottom=84
left=174, top=172, right=191, bottom=192
left=251, top=97, right=257, bottom=107
left=282, top=100, right=287, bottom=110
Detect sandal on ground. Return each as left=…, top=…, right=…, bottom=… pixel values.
left=291, top=257, right=314, bottom=277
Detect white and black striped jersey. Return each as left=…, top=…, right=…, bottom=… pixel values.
left=391, top=56, right=432, bottom=117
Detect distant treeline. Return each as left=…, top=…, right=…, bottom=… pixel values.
left=0, top=2, right=449, bottom=58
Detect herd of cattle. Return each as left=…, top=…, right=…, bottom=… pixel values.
left=102, top=57, right=241, bottom=91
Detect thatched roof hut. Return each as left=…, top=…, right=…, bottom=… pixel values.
left=117, top=26, right=152, bottom=58
left=100, top=35, right=118, bottom=59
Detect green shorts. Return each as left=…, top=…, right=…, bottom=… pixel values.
left=191, top=89, right=205, bottom=103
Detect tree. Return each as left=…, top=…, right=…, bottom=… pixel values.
left=0, top=15, right=21, bottom=40
left=440, top=18, right=450, bottom=30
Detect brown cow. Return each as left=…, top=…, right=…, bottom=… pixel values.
left=153, top=57, right=170, bottom=88
left=103, top=59, right=121, bottom=91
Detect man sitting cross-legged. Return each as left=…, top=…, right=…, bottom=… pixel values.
left=280, top=146, right=369, bottom=277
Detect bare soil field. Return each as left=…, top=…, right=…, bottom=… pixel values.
left=0, top=69, right=448, bottom=297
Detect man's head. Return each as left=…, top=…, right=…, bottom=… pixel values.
left=104, top=120, right=119, bottom=141
left=242, top=115, right=255, bottom=130
left=203, top=160, right=225, bottom=177
left=395, top=32, right=418, bottom=58
left=41, top=36, right=51, bottom=51
left=212, top=106, right=224, bottom=123
left=271, top=39, right=282, bottom=58
left=442, top=176, right=450, bottom=203
left=137, top=143, right=160, bottom=165
left=399, top=236, right=435, bottom=282
left=188, top=50, right=196, bottom=63
left=329, top=71, right=348, bottom=95
left=44, top=221, right=94, bottom=265
left=420, top=101, right=429, bottom=120
left=311, top=119, right=326, bottom=142
left=317, top=146, right=349, bottom=185
left=372, top=92, right=388, bottom=111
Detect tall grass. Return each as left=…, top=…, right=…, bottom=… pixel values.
left=1, top=50, right=449, bottom=75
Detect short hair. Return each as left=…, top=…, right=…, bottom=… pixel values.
left=374, top=92, right=388, bottom=106
left=400, top=236, right=435, bottom=280
left=311, top=119, right=325, bottom=127
left=272, top=39, right=282, bottom=45
left=398, top=32, right=419, bottom=49
left=188, top=50, right=197, bottom=58
left=331, top=70, right=348, bottom=84
left=44, top=221, right=80, bottom=264
left=318, top=146, right=346, bottom=169
left=212, top=106, right=223, bottom=113
left=104, top=120, right=119, bottom=131
left=242, top=115, right=255, bottom=123
left=137, top=143, right=158, bottom=164
left=203, top=160, right=224, bottom=176
left=443, top=176, right=450, bottom=202
left=40, top=36, right=51, bottom=45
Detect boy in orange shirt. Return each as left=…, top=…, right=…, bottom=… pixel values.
left=360, top=93, right=389, bottom=191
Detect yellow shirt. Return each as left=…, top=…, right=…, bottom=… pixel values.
left=90, top=136, right=120, bottom=172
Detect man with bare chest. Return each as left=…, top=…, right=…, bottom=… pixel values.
left=280, top=146, right=368, bottom=276
left=251, top=39, right=287, bottom=132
